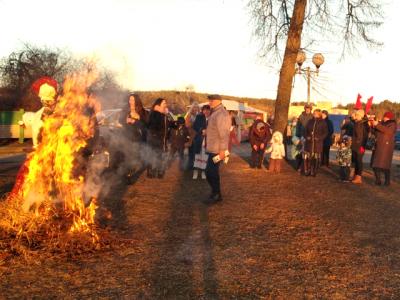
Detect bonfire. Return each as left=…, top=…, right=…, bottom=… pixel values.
left=0, top=71, right=109, bottom=259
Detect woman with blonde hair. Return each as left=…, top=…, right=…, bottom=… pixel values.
left=185, top=102, right=200, bottom=170
left=351, top=109, right=369, bottom=184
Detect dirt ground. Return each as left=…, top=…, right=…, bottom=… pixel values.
left=1, top=144, right=400, bottom=299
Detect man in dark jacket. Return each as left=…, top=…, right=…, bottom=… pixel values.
left=303, top=109, right=328, bottom=176
left=340, top=116, right=354, bottom=138
left=296, top=103, right=313, bottom=138
left=321, top=110, right=334, bottom=167
left=169, top=117, right=190, bottom=170
left=147, top=98, right=170, bottom=178
left=351, top=109, right=370, bottom=184
left=249, top=117, right=272, bottom=168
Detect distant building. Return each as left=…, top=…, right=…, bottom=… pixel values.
left=288, top=101, right=348, bottom=118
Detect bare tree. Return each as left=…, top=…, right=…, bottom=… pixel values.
left=185, top=84, right=196, bottom=104
left=0, top=44, right=78, bottom=94
left=0, top=44, right=123, bottom=111
left=0, top=44, right=81, bottom=110
left=248, top=0, right=383, bottom=133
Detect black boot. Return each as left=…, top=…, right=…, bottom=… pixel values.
left=373, top=168, right=382, bottom=185
left=304, top=159, right=310, bottom=176
left=147, top=167, right=155, bottom=178
left=310, top=159, right=317, bottom=177
left=384, top=170, right=391, bottom=186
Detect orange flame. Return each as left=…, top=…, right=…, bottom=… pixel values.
left=17, top=71, right=100, bottom=240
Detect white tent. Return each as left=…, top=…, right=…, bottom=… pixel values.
left=195, top=100, right=267, bottom=116
left=191, top=99, right=268, bottom=142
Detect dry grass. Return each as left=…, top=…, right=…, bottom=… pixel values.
left=0, top=194, right=118, bottom=264
left=1, top=146, right=400, bottom=298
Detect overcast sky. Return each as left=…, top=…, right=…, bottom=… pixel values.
left=0, top=0, right=398, bottom=104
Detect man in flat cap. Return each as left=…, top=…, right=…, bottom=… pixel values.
left=204, top=94, right=231, bottom=204
left=296, top=103, right=313, bottom=139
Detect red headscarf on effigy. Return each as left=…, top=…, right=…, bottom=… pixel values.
left=31, top=76, right=58, bottom=94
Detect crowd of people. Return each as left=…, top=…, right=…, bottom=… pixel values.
left=286, top=104, right=397, bottom=186
left=119, top=94, right=397, bottom=204
left=119, top=93, right=231, bottom=204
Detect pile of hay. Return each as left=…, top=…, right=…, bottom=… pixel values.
left=0, top=195, right=114, bottom=262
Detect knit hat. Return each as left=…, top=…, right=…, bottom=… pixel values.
left=256, top=122, right=265, bottom=131
left=383, top=111, right=395, bottom=120
left=304, top=103, right=312, bottom=110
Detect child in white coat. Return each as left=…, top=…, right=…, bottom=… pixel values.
left=265, top=131, right=285, bottom=172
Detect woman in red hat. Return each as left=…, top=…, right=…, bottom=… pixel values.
left=371, top=111, right=397, bottom=186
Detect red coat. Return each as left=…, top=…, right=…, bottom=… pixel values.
left=249, top=120, right=272, bottom=147
left=371, top=120, right=397, bottom=170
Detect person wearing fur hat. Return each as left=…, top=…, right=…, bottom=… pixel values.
left=249, top=116, right=272, bottom=168
left=303, top=109, right=328, bottom=176
left=351, top=109, right=370, bottom=184
left=265, top=131, right=285, bottom=172
left=370, top=111, right=397, bottom=186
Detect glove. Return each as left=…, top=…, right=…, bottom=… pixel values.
left=359, top=146, right=365, bottom=154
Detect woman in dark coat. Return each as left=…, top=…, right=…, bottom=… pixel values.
left=120, top=93, right=148, bottom=143
left=146, top=98, right=170, bottom=178
left=371, top=111, right=397, bottom=186
left=351, top=109, right=370, bottom=184
left=117, top=93, right=149, bottom=180
left=249, top=117, right=272, bottom=168
left=303, top=109, right=328, bottom=176
left=321, top=110, right=334, bottom=167
left=192, top=105, right=210, bottom=154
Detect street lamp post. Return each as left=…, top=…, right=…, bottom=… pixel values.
left=295, top=50, right=325, bottom=104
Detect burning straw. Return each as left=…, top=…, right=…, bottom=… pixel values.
left=0, top=71, right=113, bottom=261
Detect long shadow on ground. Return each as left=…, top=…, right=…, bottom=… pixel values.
left=147, top=168, right=219, bottom=299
